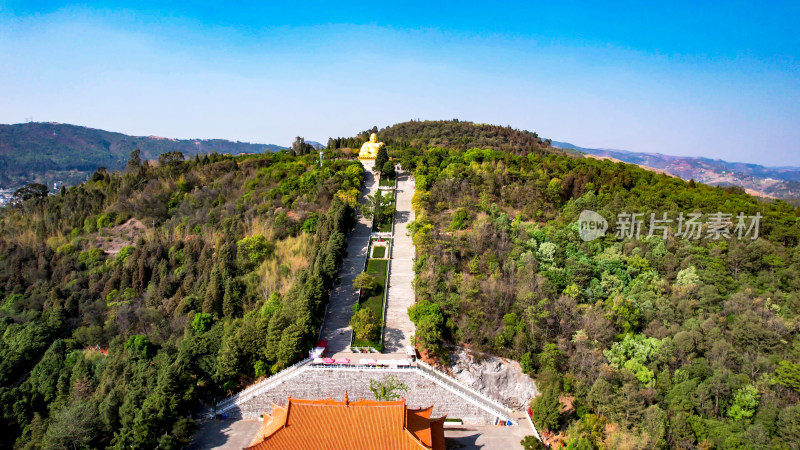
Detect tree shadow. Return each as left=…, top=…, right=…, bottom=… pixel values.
left=395, top=210, right=410, bottom=223
left=382, top=326, right=408, bottom=352
left=446, top=433, right=483, bottom=449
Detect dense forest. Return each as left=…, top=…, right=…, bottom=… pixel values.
left=3, top=117, right=799, bottom=449
left=0, top=122, right=284, bottom=188
left=327, top=119, right=555, bottom=157
left=0, top=149, right=363, bottom=448
left=364, top=120, right=800, bottom=448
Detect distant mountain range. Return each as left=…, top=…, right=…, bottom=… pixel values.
left=552, top=141, right=800, bottom=199
left=305, top=141, right=325, bottom=150
left=0, top=122, right=286, bottom=189
left=4, top=121, right=798, bottom=200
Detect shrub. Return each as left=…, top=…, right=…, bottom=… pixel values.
left=381, top=161, right=396, bottom=179
left=351, top=308, right=381, bottom=342
left=353, top=272, right=377, bottom=294
left=237, top=234, right=274, bottom=267
left=191, top=312, right=213, bottom=333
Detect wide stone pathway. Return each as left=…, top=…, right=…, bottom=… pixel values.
left=319, top=167, right=377, bottom=355
left=383, top=172, right=416, bottom=352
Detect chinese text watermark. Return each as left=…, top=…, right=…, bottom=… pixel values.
left=579, top=210, right=761, bottom=242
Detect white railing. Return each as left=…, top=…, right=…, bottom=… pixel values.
left=416, top=360, right=510, bottom=419
left=216, top=358, right=311, bottom=414
left=215, top=362, right=511, bottom=423
left=304, top=364, right=508, bottom=420
left=307, top=365, right=419, bottom=372
left=415, top=367, right=507, bottom=421
left=525, top=407, right=544, bottom=443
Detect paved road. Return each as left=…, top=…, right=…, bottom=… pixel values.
left=445, top=423, right=528, bottom=450
left=188, top=419, right=261, bottom=450
left=383, top=172, right=416, bottom=353
left=319, top=167, right=378, bottom=354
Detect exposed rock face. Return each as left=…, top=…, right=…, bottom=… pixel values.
left=447, top=347, right=539, bottom=410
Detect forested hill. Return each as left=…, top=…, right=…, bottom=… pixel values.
left=327, top=119, right=800, bottom=447
left=0, top=149, right=363, bottom=447
left=397, top=142, right=800, bottom=447
left=0, top=122, right=285, bottom=189
left=552, top=141, right=800, bottom=200
left=327, top=119, right=557, bottom=156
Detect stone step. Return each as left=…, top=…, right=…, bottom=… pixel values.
left=217, top=366, right=509, bottom=424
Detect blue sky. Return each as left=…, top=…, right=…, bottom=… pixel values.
left=1, top=1, right=798, bottom=165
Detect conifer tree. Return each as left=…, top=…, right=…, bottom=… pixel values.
left=222, top=278, right=240, bottom=317
left=373, top=146, right=389, bottom=172
left=202, top=265, right=223, bottom=315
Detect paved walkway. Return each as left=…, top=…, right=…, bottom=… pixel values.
left=188, top=419, right=261, bottom=450
left=383, top=172, right=416, bottom=353
left=319, top=167, right=377, bottom=355
left=445, top=423, right=527, bottom=450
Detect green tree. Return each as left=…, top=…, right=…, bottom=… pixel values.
left=776, top=405, right=800, bottom=444
left=353, top=272, right=377, bottom=294
left=41, top=400, right=101, bottom=449
left=362, top=190, right=394, bottom=227
left=158, top=151, right=185, bottom=168
left=369, top=375, right=409, bottom=401
left=203, top=265, right=224, bottom=315
left=381, top=160, right=396, bottom=179
left=237, top=235, right=274, bottom=267
left=13, top=182, right=48, bottom=204
left=531, top=387, right=561, bottom=431
left=408, top=299, right=444, bottom=353
left=125, top=335, right=152, bottom=357
left=191, top=312, right=213, bottom=333
left=254, top=360, right=268, bottom=378
left=222, top=278, right=241, bottom=317
left=521, top=436, right=545, bottom=449
left=351, top=308, right=381, bottom=342
left=126, top=149, right=142, bottom=173
left=774, top=360, right=800, bottom=393
left=276, top=323, right=304, bottom=365
left=728, top=384, right=759, bottom=420
left=415, top=319, right=444, bottom=350
left=537, top=343, right=563, bottom=371
left=373, top=146, right=389, bottom=172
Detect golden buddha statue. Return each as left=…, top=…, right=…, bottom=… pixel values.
left=358, top=133, right=384, bottom=160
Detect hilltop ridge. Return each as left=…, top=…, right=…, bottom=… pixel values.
left=553, top=141, right=800, bottom=199
left=0, top=122, right=285, bottom=188
left=328, top=119, right=556, bottom=156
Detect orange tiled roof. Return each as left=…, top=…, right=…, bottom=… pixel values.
left=245, top=393, right=446, bottom=450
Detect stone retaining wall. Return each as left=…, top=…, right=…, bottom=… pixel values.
left=222, top=368, right=496, bottom=424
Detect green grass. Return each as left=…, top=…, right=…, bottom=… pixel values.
left=372, top=246, right=386, bottom=258
left=352, top=259, right=388, bottom=347
left=374, top=218, right=392, bottom=233
left=379, top=176, right=395, bottom=187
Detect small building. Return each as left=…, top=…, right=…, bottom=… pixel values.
left=245, top=392, right=446, bottom=450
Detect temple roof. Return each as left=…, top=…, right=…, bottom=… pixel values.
left=245, top=394, right=446, bottom=450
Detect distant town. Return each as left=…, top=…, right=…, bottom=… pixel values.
left=0, top=188, right=15, bottom=206
left=0, top=182, right=62, bottom=207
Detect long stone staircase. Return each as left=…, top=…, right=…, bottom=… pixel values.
left=213, top=360, right=513, bottom=424
left=212, top=358, right=311, bottom=418
left=209, top=163, right=540, bottom=440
